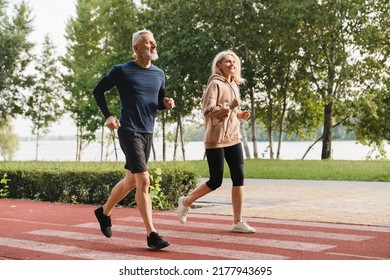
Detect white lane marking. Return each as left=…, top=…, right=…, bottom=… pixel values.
left=77, top=222, right=335, bottom=252
left=29, top=229, right=288, bottom=260
left=0, top=237, right=163, bottom=260
left=0, top=218, right=68, bottom=227
left=326, top=252, right=388, bottom=260
left=154, top=212, right=390, bottom=233
left=119, top=217, right=374, bottom=242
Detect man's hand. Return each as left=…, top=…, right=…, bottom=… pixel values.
left=105, top=116, right=121, bottom=130
left=163, top=97, right=175, bottom=109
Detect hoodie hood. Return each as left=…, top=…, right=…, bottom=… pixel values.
left=207, top=74, right=229, bottom=85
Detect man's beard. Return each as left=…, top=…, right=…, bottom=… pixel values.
left=142, top=49, right=158, bottom=61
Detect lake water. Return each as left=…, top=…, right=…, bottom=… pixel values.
left=13, top=140, right=390, bottom=161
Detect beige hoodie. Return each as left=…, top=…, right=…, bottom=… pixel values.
left=201, top=74, right=242, bottom=149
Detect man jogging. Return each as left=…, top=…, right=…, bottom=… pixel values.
left=92, top=29, right=174, bottom=250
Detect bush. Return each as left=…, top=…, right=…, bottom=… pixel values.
left=0, top=161, right=199, bottom=210
left=0, top=173, right=10, bottom=198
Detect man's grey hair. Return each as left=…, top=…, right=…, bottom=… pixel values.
left=131, top=29, right=154, bottom=58
left=132, top=29, right=153, bottom=46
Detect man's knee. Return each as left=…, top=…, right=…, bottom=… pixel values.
left=134, top=172, right=150, bottom=189
left=123, top=172, right=136, bottom=190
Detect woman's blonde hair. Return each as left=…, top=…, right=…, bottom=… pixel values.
left=211, top=50, right=246, bottom=84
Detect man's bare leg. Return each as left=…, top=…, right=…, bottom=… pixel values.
left=102, top=170, right=136, bottom=216
left=134, top=171, right=155, bottom=234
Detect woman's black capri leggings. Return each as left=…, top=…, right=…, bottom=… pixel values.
left=205, top=143, right=244, bottom=190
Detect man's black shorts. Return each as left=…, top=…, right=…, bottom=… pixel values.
left=117, top=128, right=153, bottom=173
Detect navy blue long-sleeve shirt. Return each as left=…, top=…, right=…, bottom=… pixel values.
left=93, top=61, right=166, bottom=134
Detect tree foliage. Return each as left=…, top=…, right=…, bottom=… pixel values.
left=0, top=117, right=19, bottom=160
left=3, top=0, right=389, bottom=161
left=288, top=0, right=389, bottom=159
left=62, top=0, right=139, bottom=160
left=0, top=0, right=35, bottom=121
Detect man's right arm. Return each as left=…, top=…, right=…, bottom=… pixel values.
left=93, top=76, right=115, bottom=119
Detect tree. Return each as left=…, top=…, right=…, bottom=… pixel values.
left=343, top=0, right=390, bottom=158
left=141, top=0, right=263, bottom=160
left=62, top=0, right=104, bottom=161
left=62, top=0, right=138, bottom=161
left=0, top=117, right=19, bottom=161
left=25, top=34, right=65, bottom=160
left=294, top=0, right=389, bottom=159
left=0, top=0, right=35, bottom=121
left=60, top=0, right=389, bottom=161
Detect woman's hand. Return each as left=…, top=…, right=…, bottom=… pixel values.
left=229, top=98, right=240, bottom=109
left=238, top=111, right=251, bottom=121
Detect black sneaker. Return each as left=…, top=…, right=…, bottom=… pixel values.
left=147, top=232, right=170, bottom=250
left=94, top=206, right=112, bottom=238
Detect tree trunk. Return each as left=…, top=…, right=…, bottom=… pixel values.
left=240, top=121, right=251, bottom=159
left=179, top=118, right=186, bottom=161
left=302, top=115, right=348, bottom=159
left=276, top=93, right=287, bottom=159
left=151, top=137, right=156, bottom=161
left=173, top=119, right=179, bottom=161
left=35, top=129, right=40, bottom=161
left=76, top=126, right=84, bottom=162
left=100, top=126, right=104, bottom=162
left=321, top=31, right=336, bottom=160
left=162, top=111, right=166, bottom=161
left=250, top=88, right=258, bottom=158
left=267, top=98, right=274, bottom=159
left=277, top=65, right=290, bottom=159
left=321, top=102, right=333, bottom=159
left=112, top=130, right=118, bottom=161
left=76, top=127, right=80, bottom=161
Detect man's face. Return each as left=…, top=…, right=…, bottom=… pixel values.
left=135, top=33, right=158, bottom=61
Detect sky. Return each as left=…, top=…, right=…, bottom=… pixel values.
left=10, top=0, right=77, bottom=137
left=13, top=0, right=76, bottom=55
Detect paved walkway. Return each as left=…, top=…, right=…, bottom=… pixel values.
left=191, top=179, right=390, bottom=227
left=1, top=179, right=390, bottom=262
left=1, top=198, right=390, bottom=261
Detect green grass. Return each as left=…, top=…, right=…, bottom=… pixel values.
left=154, top=159, right=390, bottom=182
left=1, top=159, right=389, bottom=182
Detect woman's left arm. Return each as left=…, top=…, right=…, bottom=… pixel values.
left=237, top=111, right=251, bottom=121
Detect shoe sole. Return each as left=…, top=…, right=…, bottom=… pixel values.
left=231, top=229, right=256, bottom=234
left=148, top=242, right=171, bottom=250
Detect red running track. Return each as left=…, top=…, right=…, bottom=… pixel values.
left=1, top=199, right=389, bottom=260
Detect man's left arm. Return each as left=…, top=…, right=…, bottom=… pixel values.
left=157, top=88, right=175, bottom=110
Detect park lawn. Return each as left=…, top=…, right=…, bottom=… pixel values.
left=1, top=159, right=389, bottom=182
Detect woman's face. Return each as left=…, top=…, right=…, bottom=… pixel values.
left=218, top=54, right=236, bottom=79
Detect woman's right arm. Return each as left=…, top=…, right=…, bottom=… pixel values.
left=201, top=82, right=229, bottom=118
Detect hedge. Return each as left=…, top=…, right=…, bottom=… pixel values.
left=0, top=161, right=199, bottom=210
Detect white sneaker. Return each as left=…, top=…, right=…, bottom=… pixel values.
left=177, top=196, right=189, bottom=224
left=232, top=220, right=256, bottom=233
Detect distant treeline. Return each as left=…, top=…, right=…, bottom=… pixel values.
left=183, top=123, right=356, bottom=142
left=19, top=123, right=356, bottom=143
